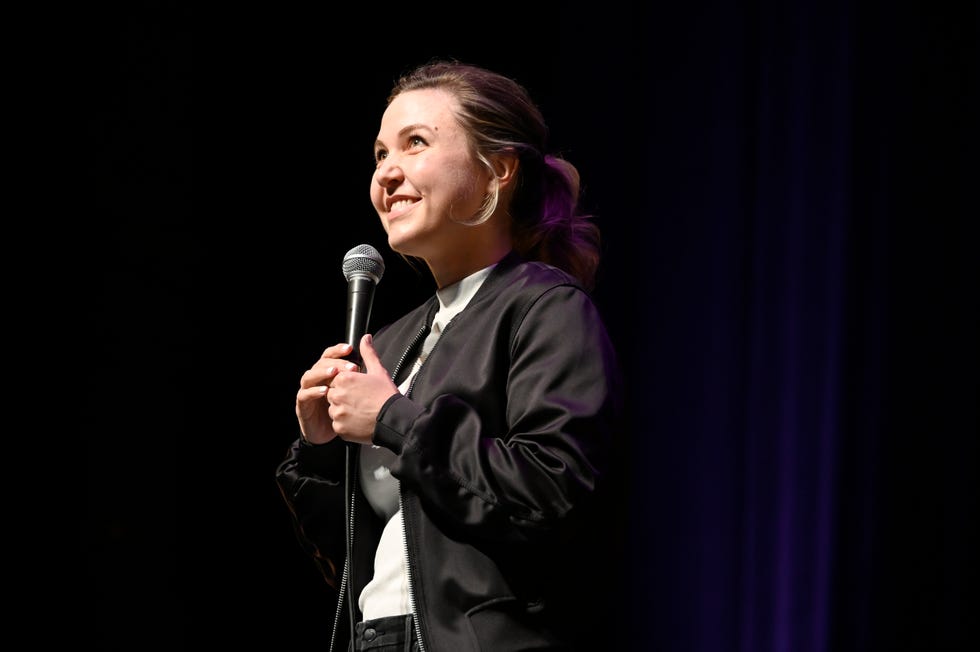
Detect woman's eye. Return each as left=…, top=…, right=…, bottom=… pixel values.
left=374, top=150, right=387, bottom=163
left=408, top=135, right=425, bottom=148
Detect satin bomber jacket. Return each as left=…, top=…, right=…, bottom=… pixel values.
left=275, top=252, right=623, bottom=651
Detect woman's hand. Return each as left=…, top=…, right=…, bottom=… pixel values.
left=294, top=335, right=398, bottom=445
left=324, top=334, right=399, bottom=445
left=295, top=342, right=359, bottom=444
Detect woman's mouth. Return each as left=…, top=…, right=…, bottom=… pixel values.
left=388, top=198, right=417, bottom=219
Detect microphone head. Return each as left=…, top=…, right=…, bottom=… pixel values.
left=342, top=244, right=385, bottom=284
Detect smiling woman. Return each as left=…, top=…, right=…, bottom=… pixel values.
left=275, top=60, right=624, bottom=652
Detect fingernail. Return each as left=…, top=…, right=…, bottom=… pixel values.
left=345, top=362, right=356, bottom=371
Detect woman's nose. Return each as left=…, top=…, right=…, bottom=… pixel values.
left=374, top=155, right=403, bottom=188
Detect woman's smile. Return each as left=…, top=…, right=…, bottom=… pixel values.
left=386, top=198, right=418, bottom=220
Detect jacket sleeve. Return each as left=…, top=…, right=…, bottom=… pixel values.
left=274, top=436, right=349, bottom=587
left=373, top=284, right=623, bottom=546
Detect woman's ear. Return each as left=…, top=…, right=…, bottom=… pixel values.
left=488, top=151, right=520, bottom=192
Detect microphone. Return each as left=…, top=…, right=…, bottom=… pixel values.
left=342, top=244, right=385, bottom=367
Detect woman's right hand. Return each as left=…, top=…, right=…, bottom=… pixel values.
left=295, top=342, right=358, bottom=444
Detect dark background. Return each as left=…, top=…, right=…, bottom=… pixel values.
left=83, top=1, right=977, bottom=650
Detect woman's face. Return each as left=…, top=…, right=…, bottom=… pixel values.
left=370, top=88, right=493, bottom=261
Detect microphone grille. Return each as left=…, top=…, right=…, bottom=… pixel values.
left=342, top=244, right=385, bottom=283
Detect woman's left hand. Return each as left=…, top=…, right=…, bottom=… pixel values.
left=326, top=333, right=399, bottom=444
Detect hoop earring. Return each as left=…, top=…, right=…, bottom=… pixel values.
left=451, top=179, right=499, bottom=226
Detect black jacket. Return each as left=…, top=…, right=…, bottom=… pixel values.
left=276, top=252, right=624, bottom=651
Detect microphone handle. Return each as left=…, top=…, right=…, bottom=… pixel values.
left=344, top=275, right=377, bottom=367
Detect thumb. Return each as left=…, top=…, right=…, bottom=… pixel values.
left=359, top=333, right=386, bottom=375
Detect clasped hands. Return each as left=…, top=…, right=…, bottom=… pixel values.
left=296, top=333, right=399, bottom=445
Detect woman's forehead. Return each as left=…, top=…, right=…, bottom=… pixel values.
left=380, top=88, right=460, bottom=135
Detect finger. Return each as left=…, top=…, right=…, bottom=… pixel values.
left=297, top=385, right=329, bottom=402
left=300, top=364, right=343, bottom=389
left=358, top=333, right=387, bottom=376
left=321, top=342, right=354, bottom=359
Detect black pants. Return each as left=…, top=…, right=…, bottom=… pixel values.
left=353, top=614, right=419, bottom=652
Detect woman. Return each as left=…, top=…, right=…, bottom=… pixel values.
left=276, top=60, right=623, bottom=651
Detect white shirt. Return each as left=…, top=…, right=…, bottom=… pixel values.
left=357, top=265, right=494, bottom=620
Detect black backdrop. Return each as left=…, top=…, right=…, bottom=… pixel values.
left=84, top=2, right=977, bottom=650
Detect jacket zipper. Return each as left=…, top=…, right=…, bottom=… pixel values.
left=399, top=488, right=425, bottom=652
left=327, top=557, right=348, bottom=652
left=400, top=314, right=458, bottom=651
left=329, top=445, right=359, bottom=652
left=399, top=322, right=430, bottom=650
left=391, top=322, right=427, bottom=384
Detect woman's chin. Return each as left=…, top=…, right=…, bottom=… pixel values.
left=387, top=230, right=423, bottom=257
